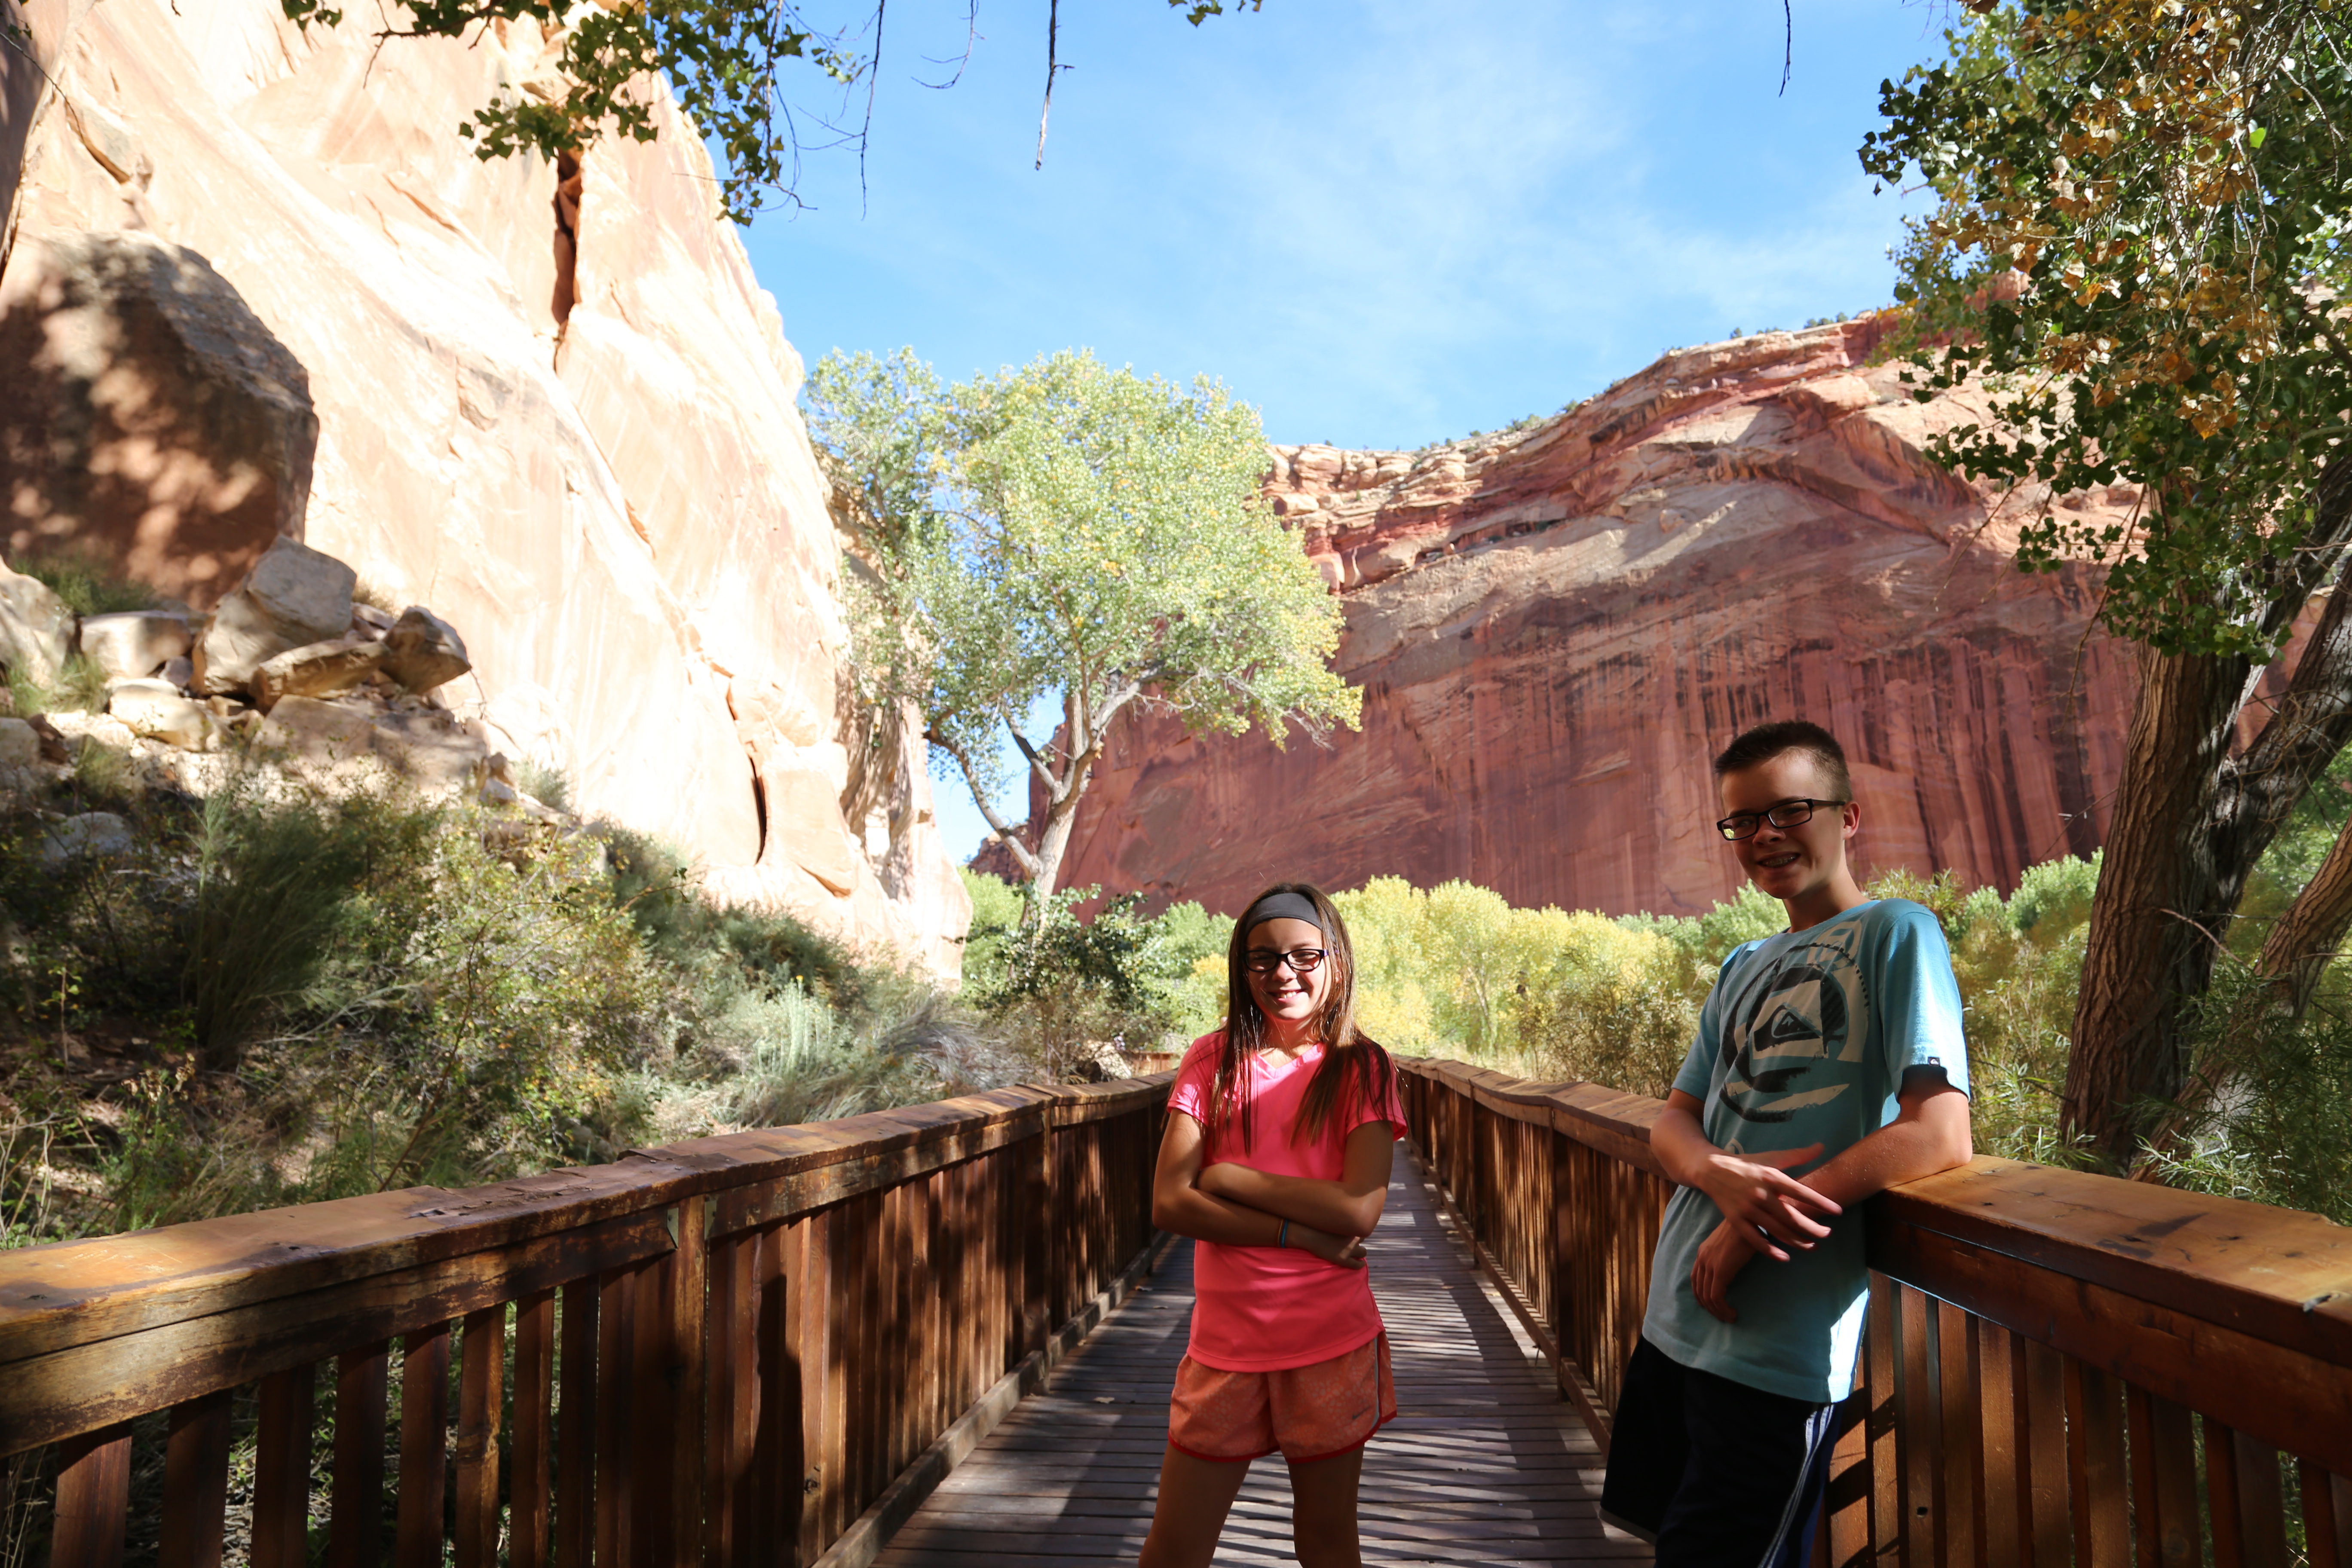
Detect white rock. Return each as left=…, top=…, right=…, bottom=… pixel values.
left=109, top=679, right=213, bottom=749
left=382, top=606, right=471, bottom=694
left=197, top=537, right=357, bottom=695
left=38, top=812, right=134, bottom=868
left=78, top=610, right=193, bottom=680
left=0, top=560, right=73, bottom=686
left=251, top=638, right=386, bottom=711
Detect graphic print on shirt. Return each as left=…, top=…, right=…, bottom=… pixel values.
left=1714, top=920, right=1867, bottom=1135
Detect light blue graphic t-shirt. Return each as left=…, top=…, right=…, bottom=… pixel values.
left=1642, top=898, right=1969, bottom=1404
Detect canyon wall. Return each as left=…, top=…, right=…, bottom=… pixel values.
left=0, top=0, right=968, bottom=968
left=1012, top=324, right=2142, bottom=919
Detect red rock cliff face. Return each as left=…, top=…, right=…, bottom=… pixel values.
left=1018, top=323, right=2141, bottom=919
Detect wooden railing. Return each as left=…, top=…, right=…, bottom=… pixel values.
left=0, top=1073, right=1170, bottom=1568
left=1400, top=1057, right=2352, bottom=1567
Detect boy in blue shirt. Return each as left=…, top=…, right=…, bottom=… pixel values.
left=1597, top=720, right=1973, bottom=1566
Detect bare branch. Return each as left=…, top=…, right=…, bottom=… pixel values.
left=932, top=730, right=1041, bottom=876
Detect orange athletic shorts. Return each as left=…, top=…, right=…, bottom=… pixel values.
left=1167, top=1332, right=1396, bottom=1464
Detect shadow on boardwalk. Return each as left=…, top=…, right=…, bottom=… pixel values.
left=875, top=1149, right=1652, bottom=1565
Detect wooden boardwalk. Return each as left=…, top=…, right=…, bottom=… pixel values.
left=874, top=1151, right=1649, bottom=1565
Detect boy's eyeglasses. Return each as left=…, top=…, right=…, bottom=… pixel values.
left=1715, top=798, right=1847, bottom=842
left=1244, top=948, right=1329, bottom=976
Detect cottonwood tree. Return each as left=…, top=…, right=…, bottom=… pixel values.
left=276, top=0, right=1259, bottom=223
left=808, top=347, right=1359, bottom=911
left=1863, top=0, right=2352, bottom=1167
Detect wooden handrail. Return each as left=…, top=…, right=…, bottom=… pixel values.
left=1398, top=1056, right=2352, bottom=1565
left=1, top=1072, right=1173, bottom=1568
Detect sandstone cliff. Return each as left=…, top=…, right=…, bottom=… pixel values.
left=1008, top=323, right=2142, bottom=919
left=0, top=0, right=968, bottom=968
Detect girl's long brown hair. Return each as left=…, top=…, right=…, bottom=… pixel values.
left=1202, top=882, right=1396, bottom=1155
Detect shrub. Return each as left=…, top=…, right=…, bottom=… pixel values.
left=15, top=550, right=156, bottom=617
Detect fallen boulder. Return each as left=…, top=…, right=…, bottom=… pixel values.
left=0, top=717, right=40, bottom=769
left=251, top=638, right=385, bottom=711
left=381, top=607, right=470, bottom=695
left=38, top=812, right=133, bottom=869
left=109, top=679, right=212, bottom=749
left=197, top=536, right=356, bottom=695
left=79, top=610, right=193, bottom=680
left=0, top=560, right=73, bottom=686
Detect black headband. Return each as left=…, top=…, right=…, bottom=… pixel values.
left=1241, top=890, right=1325, bottom=936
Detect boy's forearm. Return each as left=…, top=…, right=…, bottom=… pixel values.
left=1649, top=1105, right=1719, bottom=1188
left=1204, top=1167, right=1385, bottom=1236
left=1800, top=1106, right=1971, bottom=1207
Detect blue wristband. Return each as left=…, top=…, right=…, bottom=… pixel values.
left=1278, top=1219, right=1289, bottom=1249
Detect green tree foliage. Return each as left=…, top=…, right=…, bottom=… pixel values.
left=809, top=348, right=1359, bottom=905
left=1864, top=0, right=2352, bottom=658
left=1862, top=0, right=2352, bottom=1164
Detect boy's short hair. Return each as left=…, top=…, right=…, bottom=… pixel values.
left=1713, top=720, right=1853, bottom=800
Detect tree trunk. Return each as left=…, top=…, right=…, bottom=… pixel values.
left=2062, top=644, right=2257, bottom=1164
left=2256, top=804, right=2352, bottom=1018
left=2064, top=456, right=2352, bottom=1167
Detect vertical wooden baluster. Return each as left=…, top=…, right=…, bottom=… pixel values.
left=2155, top=1395, right=2202, bottom=1568
left=1975, top=1322, right=2019, bottom=1568
left=702, top=1229, right=745, bottom=1568
left=796, top=1213, right=830, bottom=1567
left=160, top=1392, right=233, bottom=1568
left=2019, top=1338, right=2071, bottom=1567
left=455, top=1305, right=505, bottom=1568
left=1898, top=1285, right=1941, bottom=1567
left=830, top=1202, right=860, bottom=1549
left=2299, top=1461, right=2352, bottom=1568
left=744, top=1224, right=788, bottom=1568
left=1550, top=1125, right=1576, bottom=1409
left=1935, top=1299, right=1982, bottom=1568
left=1863, top=1276, right=1899, bottom=1563
left=595, top=1265, right=638, bottom=1568
left=891, top=1182, right=915, bottom=1480
left=2208, top=1414, right=2247, bottom=1568
left=397, top=1324, right=450, bottom=1568
left=1823, top=1389, right=1871, bottom=1568
left=637, top=1195, right=705, bottom=1568
left=2066, top=1358, right=2130, bottom=1568
left=1023, top=1116, right=1051, bottom=1358
left=2213, top=1424, right=2290, bottom=1568
left=2127, top=1382, right=2162, bottom=1568
left=511, top=1292, right=554, bottom=1568
left=331, top=1344, right=389, bottom=1568
left=50, top=1423, right=134, bottom=1568
left=255, top=1366, right=318, bottom=1568
left=554, top=1279, right=597, bottom=1568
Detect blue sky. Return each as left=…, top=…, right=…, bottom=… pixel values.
left=740, top=0, right=1956, bottom=861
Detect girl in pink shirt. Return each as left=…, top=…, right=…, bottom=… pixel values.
left=1138, top=883, right=1408, bottom=1568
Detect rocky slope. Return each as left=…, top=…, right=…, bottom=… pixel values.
left=0, top=0, right=967, bottom=968
left=1006, top=322, right=2142, bottom=919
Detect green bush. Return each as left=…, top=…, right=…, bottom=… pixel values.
left=14, top=550, right=156, bottom=617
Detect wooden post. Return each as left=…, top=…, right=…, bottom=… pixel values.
left=454, top=1306, right=505, bottom=1568
left=329, top=1344, right=389, bottom=1568
left=397, top=1325, right=450, bottom=1568
left=554, top=1280, right=597, bottom=1568
left=160, top=1392, right=232, bottom=1568
left=49, top=1424, right=133, bottom=1568
left=1021, top=1115, right=1053, bottom=1358
left=510, top=1293, right=553, bottom=1568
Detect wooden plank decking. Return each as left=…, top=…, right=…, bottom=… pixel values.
left=873, top=1150, right=1650, bottom=1565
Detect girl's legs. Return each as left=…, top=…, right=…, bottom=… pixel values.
left=1286, top=1445, right=1366, bottom=1568
left=1137, top=1445, right=1253, bottom=1568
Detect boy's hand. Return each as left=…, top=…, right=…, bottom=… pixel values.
left=1691, top=1219, right=1762, bottom=1323
left=1289, top=1224, right=1369, bottom=1269
left=1694, top=1144, right=1841, bottom=1253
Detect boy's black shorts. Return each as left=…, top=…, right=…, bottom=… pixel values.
left=1597, top=1337, right=1838, bottom=1568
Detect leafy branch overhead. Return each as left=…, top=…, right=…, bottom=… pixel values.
left=279, top=0, right=1261, bottom=225
left=808, top=347, right=1359, bottom=905
left=1863, top=0, right=2352, bottom=659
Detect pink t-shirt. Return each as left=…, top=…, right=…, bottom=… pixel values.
left=1166, top=1030, right=1410, bottom=1372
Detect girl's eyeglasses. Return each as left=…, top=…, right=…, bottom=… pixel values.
left=1244, top=948, right=1328, bottom=976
